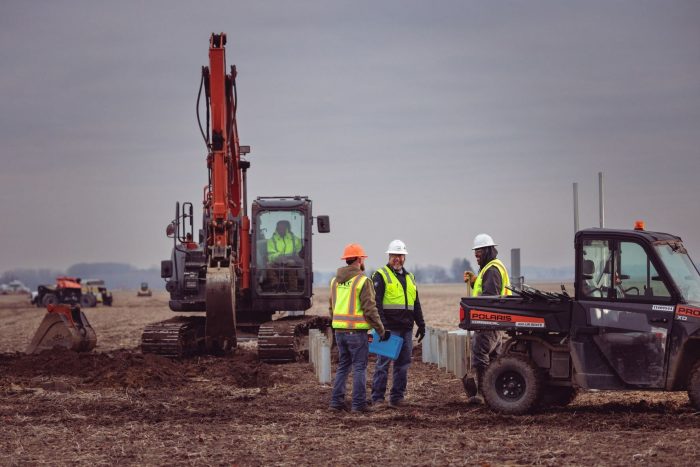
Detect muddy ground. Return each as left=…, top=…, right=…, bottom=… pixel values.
left=1, top=288, right=699, bottom=466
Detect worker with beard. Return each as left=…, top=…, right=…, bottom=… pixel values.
left=329, top=243, right=389, bottom=413
left=370, top=240, right=426, bottom=408
left=462, top=233, right=511, bottom=405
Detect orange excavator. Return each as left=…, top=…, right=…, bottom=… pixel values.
left=141, top=33, right=331, bottom=360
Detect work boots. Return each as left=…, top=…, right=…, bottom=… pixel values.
left=463, top=369, right=485, bottom=405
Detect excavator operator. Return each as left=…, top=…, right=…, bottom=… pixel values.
left=267, top=220, right=302, bottom=262
left=266, top=220, right=303, bottom=292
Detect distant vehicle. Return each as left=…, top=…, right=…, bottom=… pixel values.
left=1, top=280, right=30, bottom=295
left=137, top=282, right=153, bottom=297
left=33, top=277, right=82, bottom=307
left=80, top=279, right=113, bottom=307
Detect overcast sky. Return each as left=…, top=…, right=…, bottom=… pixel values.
left=1, top=0, right=699, bottom=275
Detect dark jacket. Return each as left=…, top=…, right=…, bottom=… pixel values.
left=477, top=247, right=503, bottom=296
left=372, top=265, right=426, bottom=332
left=328, top=264, right=385, bottom=335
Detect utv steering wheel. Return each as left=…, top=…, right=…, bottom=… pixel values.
left=623, top=286, right=640, bottom=295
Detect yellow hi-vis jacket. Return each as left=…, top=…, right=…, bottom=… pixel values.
left=267, top=232, right=302, bottom=262
left=473, top=259, right=512, bottom=297
left=375, top=266, right=417, bottom=311
left=330, top=274, right=371, bottom=330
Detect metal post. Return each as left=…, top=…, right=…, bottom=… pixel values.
left=510, top=248, right=521, bottom=286
left=319, top=339, right=331, bottom=384
left=598, top=172, right=604, bottom=228
left=422, top=326, right=432, bottom=363
left=573, top=182, right=579, bottom=233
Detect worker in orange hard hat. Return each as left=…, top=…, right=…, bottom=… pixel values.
left=329, top=243, right=388, bottom=414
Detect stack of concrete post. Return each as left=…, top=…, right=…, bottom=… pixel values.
left=421, top=327, right=470, bottom=379
left=308, top=329, right=331, bottom=384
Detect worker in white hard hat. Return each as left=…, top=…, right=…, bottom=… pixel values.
left=462, top=233, right=511, bottom=405
left=370, top=239, right=426, bottom=408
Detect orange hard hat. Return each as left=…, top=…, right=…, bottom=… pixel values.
left=341, top=243, right=368, bottom=260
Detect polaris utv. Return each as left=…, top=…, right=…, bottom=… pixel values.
left=459, top=225, right=700, bottom=414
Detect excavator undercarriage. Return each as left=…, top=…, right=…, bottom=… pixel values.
left=258, top=315, right=332, bottom=363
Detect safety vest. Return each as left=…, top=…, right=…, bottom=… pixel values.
left=330, top=274, right=370, bottom=330
left=267, top=232, right=301, bottom=261
left=473, top=259, right=512, bottom=297
left=375, top=266, right=417, bottom=311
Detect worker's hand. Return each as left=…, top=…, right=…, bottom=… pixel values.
left=464, top=271, right=476, bottom=285
left=415, top=326, right=425, bottom=343
left=380, top=330, right=391, bottom=342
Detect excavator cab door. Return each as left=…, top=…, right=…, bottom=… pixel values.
left=252, top=201, right=311, bottom=298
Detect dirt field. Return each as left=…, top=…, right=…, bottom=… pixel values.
left=1, top=286, right=699, bottom=466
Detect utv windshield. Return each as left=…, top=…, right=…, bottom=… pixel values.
left=655, top=243, right=700, bottom=302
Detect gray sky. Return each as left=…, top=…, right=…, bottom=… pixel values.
left=1, top=0, right=699, bottom=274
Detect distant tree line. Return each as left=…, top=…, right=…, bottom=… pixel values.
left=3, top=257, right=477, bottom=291
left=0, top=263, right=162, bottom=290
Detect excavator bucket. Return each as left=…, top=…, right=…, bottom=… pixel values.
left=26, top=304, right=97, bottom=354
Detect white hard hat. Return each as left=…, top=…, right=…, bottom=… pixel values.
left=472, top=233, right=497, bottom=250
left=386, top=239, right=408, bottom=255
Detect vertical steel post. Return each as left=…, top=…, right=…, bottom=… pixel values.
left=573, top=182, right=579, bottom=233
left=511, top=248, right=521, bottom=286
left=598, top=172, right=604, bottom=228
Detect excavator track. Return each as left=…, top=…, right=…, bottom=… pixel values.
left=141, top=316, right=206, bottom=357
left=258, top=315, right=332, bottom=363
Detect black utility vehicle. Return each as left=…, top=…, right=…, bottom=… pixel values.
left=459, top=224, right=700, bottom=414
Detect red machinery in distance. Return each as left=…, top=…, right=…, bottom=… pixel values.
left=143, top=33, right=331, bottom=360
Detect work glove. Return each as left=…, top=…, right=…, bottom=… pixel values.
left=463, top=271, right=476, bottom=285
left=415, top=326, right=425, bottom=343
left=379, top=330, right=391, bottom=342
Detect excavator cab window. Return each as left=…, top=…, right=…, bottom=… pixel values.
left=254, top=210, right=306, bottom=295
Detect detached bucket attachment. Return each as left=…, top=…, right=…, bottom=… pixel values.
left=26, top=304, right=97, bottom=354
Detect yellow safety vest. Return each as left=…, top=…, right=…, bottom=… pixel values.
left=330, top=274, right=370, bottom=330
left=267, top=232, right=301, bottom=261
left=473, top=259, right=512, bottom=297
left=375, top=266, right=416, bottom=311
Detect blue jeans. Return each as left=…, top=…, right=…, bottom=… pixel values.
left=330, top=331, right=369, bottom=410
left=371, top=328, right=413, bottom=404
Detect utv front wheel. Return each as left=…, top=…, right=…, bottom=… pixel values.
left=482, top=355, right=543, bottom=415
left=687, top=360, right=700, bottom=410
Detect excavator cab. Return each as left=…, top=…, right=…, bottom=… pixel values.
left=249, top=196, right=328, bottom=311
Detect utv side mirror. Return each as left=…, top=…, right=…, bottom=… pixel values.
left=166, top=223, right=176, bottom=237
left=316, top=215, right=330, bottom=233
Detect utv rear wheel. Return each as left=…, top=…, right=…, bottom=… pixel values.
left=687, top=360, right=700, bottom=410
left=540, top=386, right=578, bottom=408
left=482, top=355, right=543, bottom=415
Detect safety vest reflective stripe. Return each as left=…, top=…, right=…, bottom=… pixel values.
left=383, top=304, right=415, bottom=310
left=331, top=274, right=370, bottom=329
left=376, top=266, right=416, bottom=310
left=472, top=259, right=511, bottom=297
